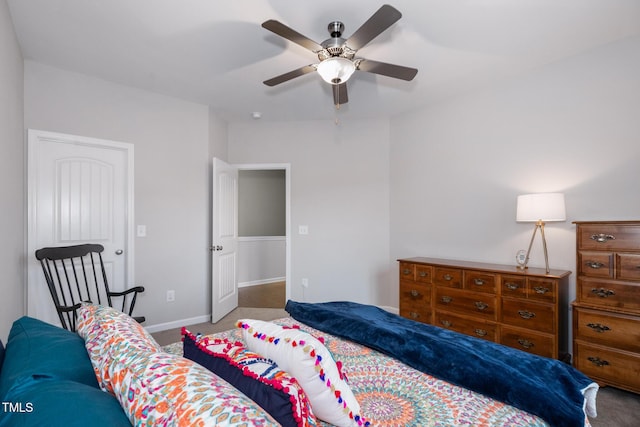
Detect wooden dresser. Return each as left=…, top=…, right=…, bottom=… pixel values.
left=398, top=257, right=571, bottom=359
left=572, top=221, right=640, bottom=393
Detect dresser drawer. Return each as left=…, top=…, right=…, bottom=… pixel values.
left=574, top=342, right=640, bottom=392
left=501, top=275, right=527, bottom=297
left=500, top=326, right=554, bottom=358
left=577, top=278, right=640, bottom=311
left=400, top=281, right=431, bottom=305
left=464, top=271, right=497, bottom=294
left=399, top=303, right=431, bottom=323
left=434, top=311, right=497, bottom=342
left=415, top=265, right=433, bottom=283
left=617, top=253, right=640, bottom=281
left=578, top=224, right=640, bottom=251
left=501, top=299, right=554, bottom=333
left=399, top=262, right=415, bottom=280
left=435, top=287, right=496, bottom=320
left=578, top=251, right=613, bottom=278
left=575, top=308, right=640, bottom=353
left=433, top=267, right=462, bottom=288
left=527, top=278, right=557, bottom=302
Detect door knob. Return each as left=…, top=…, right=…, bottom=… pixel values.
left=115, top=249, right=123, bottom=255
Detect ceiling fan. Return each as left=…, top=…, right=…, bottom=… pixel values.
left=262, top=4, right=418, bottom=108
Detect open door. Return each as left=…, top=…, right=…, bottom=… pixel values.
left=211, top=158, right=238, bottom=322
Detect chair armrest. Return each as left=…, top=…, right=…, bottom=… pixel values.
left=108, top=286, right=145, bottom=319
left=108, top=286, right=145, bottom=297
left=58, top=303, right=83, bottom=313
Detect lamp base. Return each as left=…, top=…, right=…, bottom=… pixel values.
left=523, top=221, right=551, bottom=274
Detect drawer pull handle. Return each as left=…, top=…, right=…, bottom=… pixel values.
left=474, top=329, right=488, bottom=337
left=441, top=296, right=453, bottom=304
left=587, top=323, right=611, bottom=333
left=590, top=234, right=616, bottom=243
left=440, top=320, right=452, bottom=327
left=443, top=274, right=453, bottom=281
left=410, top=289, right=421, bottom=298
left=518, top=310, right=536, bottom=320
left=473, top=278, right=485, bottom=286
left=418, top=271, right=428, bottom=277
left=591, top=288, right=615, bottom=298
left=409, top=312, right=419, bottom=319
left=505, top=282, right=520, bottom=290
left=533, top=286, right=550, bottom=294
left=585, top=261, right=605, bottom=269
left=517, top=338, right=534, bottom=349
left=402, top=269, right=411, bottom=275
left=474, top=301, right=489, bottom=311
left=587, top=356, right=610, bottom=367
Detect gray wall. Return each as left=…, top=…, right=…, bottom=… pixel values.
left=239, top=169, right=286, bottom=236
left=388, top=35, right=640, bottom=348
left=229, top=119, right=391, bottom=305
left=23, top=61, right=214, bottom=329
left=0, top=0, right=25, bottom=341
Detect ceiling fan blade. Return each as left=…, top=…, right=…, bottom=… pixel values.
left=346, top=5, right=402, bottom=51
left=332, top=82, right=348, bottom=106
left=357, top=59, right=417, bottom=81
left=262, top=20, right=323, bottom=52
left=263, top=65, right=317, bottom=87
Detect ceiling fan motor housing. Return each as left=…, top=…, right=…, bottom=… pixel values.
left=318, top=21, right=355, bottom=61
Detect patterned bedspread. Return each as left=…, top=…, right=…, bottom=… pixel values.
left=164, top=318, right=581, bottom=427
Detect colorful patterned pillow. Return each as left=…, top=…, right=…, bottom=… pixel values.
left=182, top=328, right=317, bottom=427
left=77, top=303, right=161, bottom=393
left=107, top=348, right=279, bottom=426
left=239, top=319, right=368, bottom=427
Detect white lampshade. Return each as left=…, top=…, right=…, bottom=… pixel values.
left=516, top=193, right=566, bottom=222
left=316, top=57, right=356, bottom=85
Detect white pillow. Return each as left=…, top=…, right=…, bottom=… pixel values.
left=239, top=319, right=367, bottom=427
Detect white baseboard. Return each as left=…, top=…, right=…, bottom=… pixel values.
left=144, top=314, right=210, bottom=333
left=145, top=304, right=399, bottom=333
left=238, top=277, right=286, bottom=288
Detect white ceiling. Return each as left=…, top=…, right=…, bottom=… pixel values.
left=7, top=0, right=640, bottom=122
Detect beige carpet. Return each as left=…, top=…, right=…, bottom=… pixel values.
left=151, top=306, right=287, bottom=346
left=588, top=386, right=640, bottom=427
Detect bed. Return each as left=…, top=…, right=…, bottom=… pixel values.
left=163, top=300, right=597, bottom=427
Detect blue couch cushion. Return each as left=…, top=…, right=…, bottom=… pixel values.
left=0, top=339, right=5, bottom=373
left=0, top=316, right=98, bottom=400
left=0, top=376, right=131, bottom=427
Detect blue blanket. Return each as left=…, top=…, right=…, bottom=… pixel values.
left=285, top=300, right=597, bottom=427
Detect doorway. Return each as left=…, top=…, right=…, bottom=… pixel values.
left=235, top=164, right=290, bottom=309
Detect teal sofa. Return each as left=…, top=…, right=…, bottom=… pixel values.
left=0, top=317, right=131, bottom=426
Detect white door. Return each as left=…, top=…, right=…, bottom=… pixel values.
left=211, top=157, right=238, bottom=322
left=27, top=130, right=134, bottom=326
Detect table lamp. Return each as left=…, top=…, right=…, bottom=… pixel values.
left=516, top=193, right=566, bottom=273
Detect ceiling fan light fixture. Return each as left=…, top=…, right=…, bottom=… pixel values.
left=317, top=57, right=355, bottom=85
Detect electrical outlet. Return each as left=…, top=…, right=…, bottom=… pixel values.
left=301, top=278, right=309, bottom=288
left=166, top=290, right=175, bottom=302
